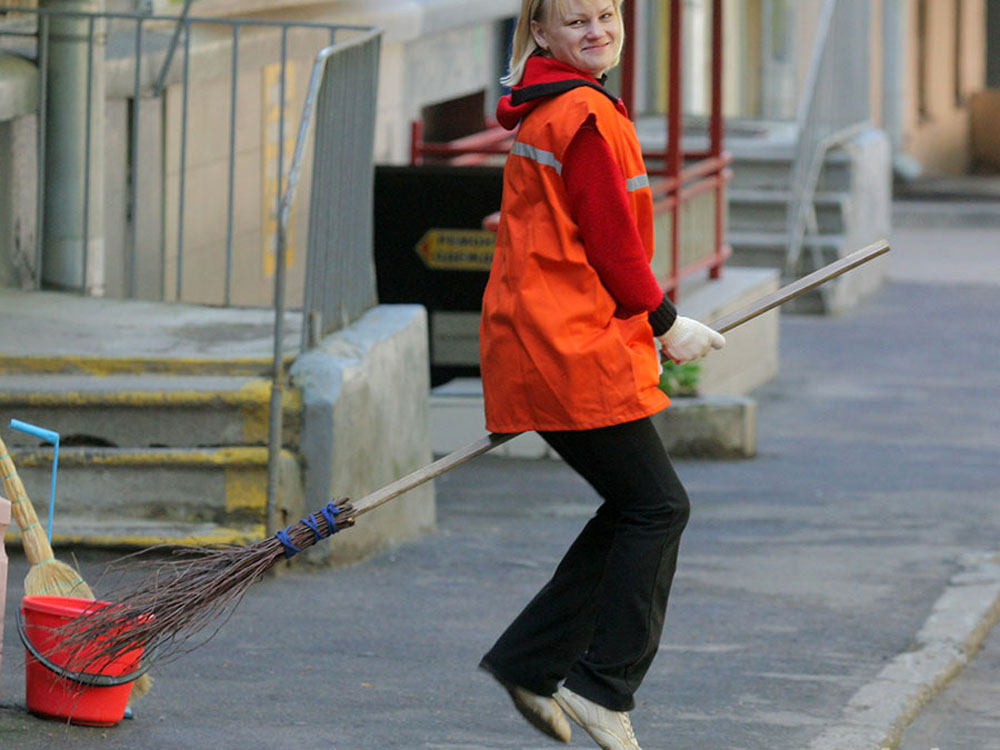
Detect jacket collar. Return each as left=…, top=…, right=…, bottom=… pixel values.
left=496, top=56, right=626, bottom=130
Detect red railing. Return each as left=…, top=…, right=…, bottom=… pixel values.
left=409, top=119, right=515, bottom=166
left=409, top=0, right=731, bottom=302
left=621, top=0, right=731, bottom=301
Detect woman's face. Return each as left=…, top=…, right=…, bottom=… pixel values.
left=531, top=0, right=622, bottom=78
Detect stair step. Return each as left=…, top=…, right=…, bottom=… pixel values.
left=726, top=230, right=845, bottom=276
left=0, top=374, right=300, bottom=448
left=0, top=354, right=288, bottom=377
left=727, top=150, right=853, bottom=192
left=0, top=288, right=301, bottom=377
left=3, top=446, right=302, bottom=535
left=727, top=188, right=849, bottom=233
left=5, top=516, right=267, bottom=548
left=727, top=230, right=845, bottom=258
left=726, top=231, right=858, bottom=314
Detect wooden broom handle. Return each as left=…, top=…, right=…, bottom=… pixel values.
left=0, top=434, right=50, bottom=546
left=710, top=239, right=890, bottom=334
left=349, top=239, right=892, bottom=519
left=352, top=433, right=516, bottom=517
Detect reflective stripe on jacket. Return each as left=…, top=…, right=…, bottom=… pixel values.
left=480, top=85, right=669, bottom=433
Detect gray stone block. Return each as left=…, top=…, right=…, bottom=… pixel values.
left=290, top=304, right=435, bottom=566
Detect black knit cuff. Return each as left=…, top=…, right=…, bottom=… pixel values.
left=648, top=294, right=678, bottom=337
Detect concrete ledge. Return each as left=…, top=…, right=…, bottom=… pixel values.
left=290, top=304, right=435, bottom=566
left=673, top=266, right=780, bottom=396
left=430, top=379, right=756, bottom=460
left=651, top=395, right=756, bottom=459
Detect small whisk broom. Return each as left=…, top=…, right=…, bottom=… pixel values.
left=55, top=241, right=890, bottom=674
left=0, top=433, right=154, bottom=699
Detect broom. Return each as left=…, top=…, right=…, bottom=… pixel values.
left=0, top=433, right=155, bottom=699
left=56, top=240, right=890, bottom=671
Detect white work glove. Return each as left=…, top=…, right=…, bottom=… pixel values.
left=657, top=316, right=726, bottom=364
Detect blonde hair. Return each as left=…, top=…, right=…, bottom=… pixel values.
left=501, top=0, right=625, bottom=87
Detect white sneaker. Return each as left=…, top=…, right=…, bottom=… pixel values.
left=554, top=685, right=642, bottom=750
left=482, top=667, right=572, bottom=743
left=506, top=683, right=573, bottom=743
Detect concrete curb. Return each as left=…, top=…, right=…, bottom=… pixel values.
left=430, top=379, right=757, bottom=460
left=808, top=552, right=1000, bottom=750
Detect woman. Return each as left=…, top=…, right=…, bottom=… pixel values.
left=478, top=1, right=724, bottom=748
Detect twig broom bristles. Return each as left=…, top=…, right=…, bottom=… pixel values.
left=0, top=433, right=154, bottom=699
left=57, top=434, right=512, bottom=669
left=55, top=241, right=891, bottom=675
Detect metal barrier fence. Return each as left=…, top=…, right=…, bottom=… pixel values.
left=783, top=0, right=871, bottom=278
left=266, top=32, right=380, bottom=532
left=300, top=33, right=381, bottom=348
left=0, top=5, right=380, bottom=338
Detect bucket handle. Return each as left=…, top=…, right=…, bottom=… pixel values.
left=16, top=610, right=154, bottom=688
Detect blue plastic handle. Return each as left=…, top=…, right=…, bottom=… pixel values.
left=9, top=419, right=60, bottom=543
left=9, top=419, right=59, bottom=445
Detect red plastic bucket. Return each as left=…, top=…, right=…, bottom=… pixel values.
left=19, top=595, right=147, bottom=726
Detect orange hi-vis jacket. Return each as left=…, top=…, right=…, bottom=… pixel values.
left=480, top=78, right=669, bottom=433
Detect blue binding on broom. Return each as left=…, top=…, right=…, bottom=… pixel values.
left=274, top=501, right=343, bottom=558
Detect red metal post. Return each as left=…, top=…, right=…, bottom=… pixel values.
left=621, top=0, right=637, bottom=115
left=410, top=120, right=423, bottom=166
left=667, top=0, right=683, bottom=300
left=710, top=0, right=723, bottom=157
left=710, top=0, right=725, bottom=279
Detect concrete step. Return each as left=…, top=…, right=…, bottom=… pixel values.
left=727, top=230, right=845, bottom=273
left=726, top=230, right=889, bottom=315
left=2, top=445, right=304, bottom=547
left=726, top=150, right=853, bottom=193
left=8, top=516, right=269, bottom=548
left=726, top=231, right=845, bottom=313
left=0, top=353, right=286, bottom=378
left=0, top=288, right=301, bottom=377
left=430, top=379, right=757, bottom=460
left=728, top=188, right=849, bottom=234
left=0, top=374, right=300, bottom=449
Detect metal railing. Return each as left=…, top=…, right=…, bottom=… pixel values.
left=300, top=32, right=381, bottom=347
left=783, top=0, right=871, bottom=278
left=2, top=5, right=383, bottom=535
left=267, top=30, right=381, bottom=534
left=410, top=0, right=730, bottom=303
left=631, top=0, right=731, bottom=301
left=0, top=5, right=379, bottom=322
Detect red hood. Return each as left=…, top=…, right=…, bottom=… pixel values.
left=496, top=57, right=627, bottom=130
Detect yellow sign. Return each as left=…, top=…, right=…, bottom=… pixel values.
left=416, top=229, right=496, bottom=271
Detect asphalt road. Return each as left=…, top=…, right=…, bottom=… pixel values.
left=0, top=212, right=998, bottom=749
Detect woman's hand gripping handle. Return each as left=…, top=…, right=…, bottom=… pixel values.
left=656, top=317, right=726, bottom=365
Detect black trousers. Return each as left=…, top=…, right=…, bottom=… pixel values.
left=481, top=416, right=690, bottom=711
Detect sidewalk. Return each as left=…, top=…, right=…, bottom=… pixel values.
left=0, top=200, right=998, bottom=748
